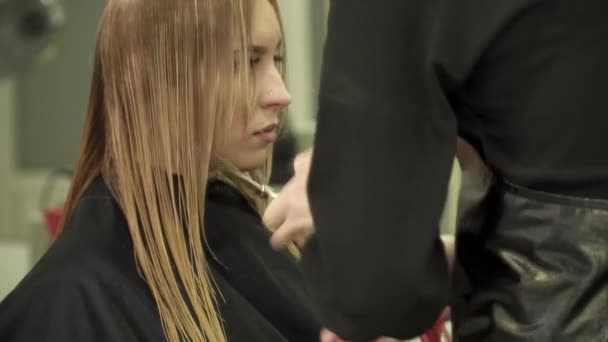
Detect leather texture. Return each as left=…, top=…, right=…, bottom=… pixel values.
left=453, top=179, right=608, bottom=342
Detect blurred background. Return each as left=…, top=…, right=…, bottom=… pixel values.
left=0, top=0, right=460, bottom=300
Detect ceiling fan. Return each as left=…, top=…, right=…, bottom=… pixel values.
left=0, top=0, right=65, bottom=78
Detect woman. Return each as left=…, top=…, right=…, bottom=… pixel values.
left=0, top=0, right=320, bottom=341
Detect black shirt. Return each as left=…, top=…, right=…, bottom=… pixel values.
left=0, top=177, right=320, bottom=341
left=303, top=0, right=608, bottom=340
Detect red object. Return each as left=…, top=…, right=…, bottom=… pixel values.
left=44, top=207, right=64, bottom=240
left=420, top=318, right=450, bottom=342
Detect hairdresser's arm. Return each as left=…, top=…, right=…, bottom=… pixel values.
left=300, top=1, right=455, bottom=340
left=302, top=0, right=538, bottom=338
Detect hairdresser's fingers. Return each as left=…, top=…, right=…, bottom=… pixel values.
left=440, top=235, right=456, bottom=271
left=440, top=307, right=451, bottom=321
left=269, top=224, right=297, bottom=250
left=269, top=218, right=314, bottom=250
left=321, top=329, right=348, bottom=342
left=294, top=226, right=314, bottom=249
left=320, top=329, right=406, bottom=342
left=293, top=149, right=313, bottom=175
left=263, top=181, right=293, bottom=231
left=263, top=199, right=287, bottom=232
left=270, top=217, right=314, bottom=250
left=283, top=220, right=315, bottom=250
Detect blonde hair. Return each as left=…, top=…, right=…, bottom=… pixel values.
left=59, top=0, right=286, bottom=341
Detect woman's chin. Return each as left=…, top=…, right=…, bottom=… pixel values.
left=229, top=149, right=269, bottom=172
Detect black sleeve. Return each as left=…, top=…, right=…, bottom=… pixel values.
left=301, top=0, right=534, bottom=340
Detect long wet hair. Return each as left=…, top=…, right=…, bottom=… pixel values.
left=59, top=0, right=286, bottom=341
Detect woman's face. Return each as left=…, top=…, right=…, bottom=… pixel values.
left=219, top=0, right=291, bottom=171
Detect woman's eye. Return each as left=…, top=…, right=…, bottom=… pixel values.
left=249, top=57, right=261, bottom=66
left=273, top=55, right=284, bottom=67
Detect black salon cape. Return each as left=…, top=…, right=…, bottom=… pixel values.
left=0, top=177, right=320, bottom=341
left=302, top=0, right=608, bottom=340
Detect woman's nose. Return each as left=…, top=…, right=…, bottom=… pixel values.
left=259, top=71, right=291, bottom=111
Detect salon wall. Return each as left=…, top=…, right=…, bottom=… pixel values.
left=16, top=0, right=105, bottom=169
left=0, top=0, right=106, bottom=299
left=0, top=78, right=27, bottom=299
left=277, top=0, right=328, bottom=148
left=0, top=79, right=16, bottom=241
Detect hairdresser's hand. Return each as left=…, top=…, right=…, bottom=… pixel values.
left=440, top=234, right=456, bottom=274
left=321, top=329, right=410, bottom=342
left=264, top=149, right=314, bottom=250
left=456, top=137, right=493, bottom=215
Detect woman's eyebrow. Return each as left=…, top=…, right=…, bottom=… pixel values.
left=250, top=40, right=282, bottom=55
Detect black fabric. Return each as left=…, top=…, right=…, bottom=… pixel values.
left=270, top=127, right=298, bottom=185
left=453, top=180, right=608, bottom=341
left=0, top=176, right=320, bottom=342
left=304, top=0, right=608, bottom=340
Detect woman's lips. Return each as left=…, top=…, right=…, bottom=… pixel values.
left=254, top=123, right=278, bottom=143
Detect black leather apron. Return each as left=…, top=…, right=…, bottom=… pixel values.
left=452, top=179, right=608, bottom=342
